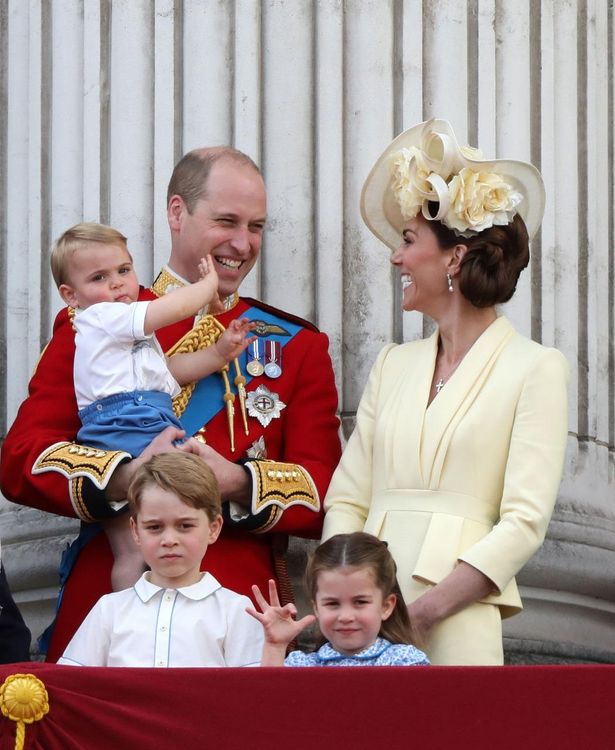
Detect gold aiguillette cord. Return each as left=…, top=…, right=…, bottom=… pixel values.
left=220, top=365, right=236, bottom=453
left=233, top=358, right=249, bottom=436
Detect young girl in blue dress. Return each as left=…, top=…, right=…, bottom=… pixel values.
left=247, top=532, right=429, bottom=666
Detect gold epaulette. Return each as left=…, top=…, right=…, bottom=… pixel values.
left=32, top=441, right=130, bottom=490
left=244, top=460, right=320, bottom=532
left=167, top=314, right=226, bottom=418
left=151, top=267, right=184, bottom=298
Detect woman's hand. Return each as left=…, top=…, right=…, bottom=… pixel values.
left=406, top=562, right=497, bottom=648
left=406, top=594, right=442, bottom=648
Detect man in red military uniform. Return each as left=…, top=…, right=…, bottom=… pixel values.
left=0, top=147, right=341, bottom=662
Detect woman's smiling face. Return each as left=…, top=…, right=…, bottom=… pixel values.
left=389, top=214, right=452, bottom=314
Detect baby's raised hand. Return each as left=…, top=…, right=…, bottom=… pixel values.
left=246, top=579, right=315, bottom=646
left=196, top=255, right=220, bottom=305
left=198, top=255, right=216, bottom=281
left=214, top=318, right=257, bottom=362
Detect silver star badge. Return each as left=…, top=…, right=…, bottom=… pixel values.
left=246, top=385, right=286, bottom=428
left=246, top=436, right=267, bottom=459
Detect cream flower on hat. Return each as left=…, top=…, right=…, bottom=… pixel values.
left=391, top=147, right=430, bottom=219
left=388, top=130, right=523, bottom=236
left=446, top=168, right=523, bottom=237
left=360, top=118, right=545, bottom=249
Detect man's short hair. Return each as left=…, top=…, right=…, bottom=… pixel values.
left=50, top=222, right=129, bottom=287
left=127, top=452, right=222, bottom=522
left=166, top=146, right=261, bottom=214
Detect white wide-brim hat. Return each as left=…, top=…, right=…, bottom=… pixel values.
left=360, top=118, right=546, bottom=249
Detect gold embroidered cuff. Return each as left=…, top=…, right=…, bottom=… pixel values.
left=244, top=460, right=320, bottom=531
left=32, top=441, right=130, bottom=491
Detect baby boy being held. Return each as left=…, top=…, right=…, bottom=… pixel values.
left=50, top=222, right=256, bottom=593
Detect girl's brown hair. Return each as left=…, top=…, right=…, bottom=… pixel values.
left=305, top=532, right=413, bottom=646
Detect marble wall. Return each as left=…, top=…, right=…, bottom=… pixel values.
left=0, top=0, right=613, bottom=661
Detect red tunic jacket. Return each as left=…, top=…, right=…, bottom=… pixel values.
left=0, top=278, right=341, bottom=661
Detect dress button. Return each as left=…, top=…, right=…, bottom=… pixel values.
left=96, top=404, right=103, bottom=411
left=160, top=626, right=167, bottom=632
left=137, top=395, right=143, bottom=402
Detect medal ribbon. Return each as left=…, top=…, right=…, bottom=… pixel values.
left=178, top=307, right=302, bottom=437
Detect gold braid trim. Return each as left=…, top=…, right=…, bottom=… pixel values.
left=244, top=460, right=320, bottom=532
left=253, top=506, right=284, bottom=534
left=151, top=267, right=185, bottom=297
left=150, top=268, right=240, bottom=313
left=166, top=315, right=226, bottom=418
left=151, top=271, right=242, bottom=447
left=32, top=441, right=130, bottom=493
left=69, top=477, right=97, bottom=522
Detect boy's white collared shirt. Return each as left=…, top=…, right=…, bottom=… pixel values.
left=58, top=571, right=263, bottom=667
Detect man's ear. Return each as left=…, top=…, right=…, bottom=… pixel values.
left=58, top=283, right=78, bottom=308
left=167, top=195, right=187, bottom=232
left=447, top=243, right=469, bottom=276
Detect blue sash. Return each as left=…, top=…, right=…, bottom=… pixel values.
left=178, top=306, right=302, bottom=437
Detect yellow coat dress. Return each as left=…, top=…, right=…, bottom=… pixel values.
left=322, top=316, right=569, bottom=665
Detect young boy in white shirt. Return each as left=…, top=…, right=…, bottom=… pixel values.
left=57, top=452, right=264, bottom=667
left=50, top=222, right=255, bottom=591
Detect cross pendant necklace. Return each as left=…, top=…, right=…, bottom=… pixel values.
left=434, top=319, right=493, bottom=398
left=434, top=355, right=464, bottom=395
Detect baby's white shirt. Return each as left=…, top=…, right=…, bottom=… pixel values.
left=73, top=301, right=180, bottom=410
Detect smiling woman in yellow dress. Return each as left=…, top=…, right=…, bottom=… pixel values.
left=322, top=119, right=569, bottom=665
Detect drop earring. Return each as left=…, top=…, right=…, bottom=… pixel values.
left=447, top=273, right=454, bottom=293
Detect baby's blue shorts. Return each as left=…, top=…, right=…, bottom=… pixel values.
left=77, top=390, right=183, bottom=457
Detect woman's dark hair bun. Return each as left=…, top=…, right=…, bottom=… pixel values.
left=430, top=212, right=530, bottom=307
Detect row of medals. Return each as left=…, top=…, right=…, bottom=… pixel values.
left=246, top=339, right=282, bottom=379
left=243, top=338, right=285, bottom=434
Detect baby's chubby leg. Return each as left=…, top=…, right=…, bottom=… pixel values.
left=101, top=513, right=146, bottom=591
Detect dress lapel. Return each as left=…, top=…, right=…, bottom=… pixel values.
left=380, top=333, right=437, bottom=489
left=420, top=316, right=515, bottom=488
